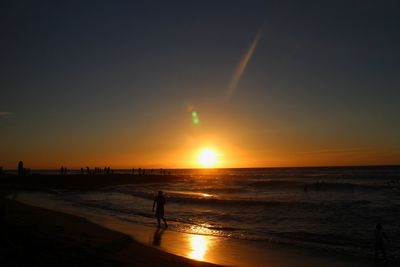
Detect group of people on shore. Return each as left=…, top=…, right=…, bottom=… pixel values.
left=57, top=166, right=170, bottom=176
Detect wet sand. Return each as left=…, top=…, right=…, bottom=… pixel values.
left=0, top=198, right=220, bottom=267
left=15, top=192, right=375, bottom=267
left=0, top=174, right=380, bottom=266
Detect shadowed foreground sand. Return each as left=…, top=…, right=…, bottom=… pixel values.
left=0, top=199, right=221, bottom=267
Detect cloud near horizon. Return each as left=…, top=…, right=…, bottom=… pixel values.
left=0, top=112, right=15, bottom=119
left=298, top=147, right=372, bottom=155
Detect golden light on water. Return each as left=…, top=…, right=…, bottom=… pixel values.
left=198, top=148, right=219, bottom=167
left=188, top=235, right=208, bottom=261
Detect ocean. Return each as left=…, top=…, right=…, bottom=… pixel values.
left=21, top=166, right=400, bottom=261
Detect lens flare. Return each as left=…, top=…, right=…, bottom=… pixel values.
left=226, top=28, right=262, bottom=100
left=191, top=111, right=200, bottom=125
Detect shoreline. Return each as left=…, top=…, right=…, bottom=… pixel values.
left=0, top=197, right=221, bottom=267
left=0, top=173, right=392, bottom=266
left=14, top=192, right=375, bottom=267
left=0, top=173, right=186, bottom=191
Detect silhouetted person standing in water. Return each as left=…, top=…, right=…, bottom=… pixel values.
left=375, top=223, right=389, bottom=263
left=153, top=191, right=167, bottom=228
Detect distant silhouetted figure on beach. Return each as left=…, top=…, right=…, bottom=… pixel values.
left=18, top=161, right=24, bottom=177
left=153, top=191, right=167, bottom=228
left=375, top=223, right=389, bottom=263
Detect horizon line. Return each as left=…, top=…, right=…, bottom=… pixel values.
left=2, top=164, right=400, bottom=171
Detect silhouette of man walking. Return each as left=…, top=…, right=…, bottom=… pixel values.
left=153, top=191, right=168, bottom=228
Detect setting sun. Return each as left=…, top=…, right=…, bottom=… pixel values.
left=198, top=148, right=219, bottom=167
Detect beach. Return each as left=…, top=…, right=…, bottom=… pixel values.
left=0, top=197, right=220, bottom=267
left=1, top=169, right=394, bottom=266
left=1, top=173, right=221, bottom=266
left=1, top=196, right=373, bottom=267
left=2, top=1, right=399, bottom=266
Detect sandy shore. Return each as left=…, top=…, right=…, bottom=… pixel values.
left=0, top=198, right=221, bottom=267
left=14, top=192, right=377, bottom=267
left=0, top=174, right=383, bottom=266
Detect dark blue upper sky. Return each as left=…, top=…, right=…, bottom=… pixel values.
left=1, top=0, right=400, bottom=168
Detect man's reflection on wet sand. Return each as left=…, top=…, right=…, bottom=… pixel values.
left=152, top=227, right=166, bottom=246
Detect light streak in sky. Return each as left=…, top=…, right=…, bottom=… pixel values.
left=226, top=29, right=262, bottom=100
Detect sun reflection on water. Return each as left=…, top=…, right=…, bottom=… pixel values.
left=188, top=235, right=208, bottom=261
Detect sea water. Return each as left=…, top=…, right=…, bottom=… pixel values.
left=39, top=167, right=400, bottom=260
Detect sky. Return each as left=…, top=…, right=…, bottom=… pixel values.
left=1, top=0, right=400, bottom=169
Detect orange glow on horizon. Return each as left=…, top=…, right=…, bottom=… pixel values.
left=1, top=117, right=399, bottom=169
